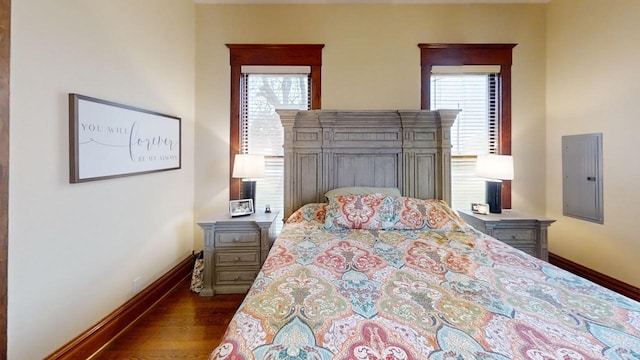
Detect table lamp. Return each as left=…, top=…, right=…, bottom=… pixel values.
left=232, top=154, right=265, bottom=213
left=475, top=154, right=514, bottom=214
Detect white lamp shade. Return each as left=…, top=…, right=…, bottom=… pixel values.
left=232, top=154, right=265, bottom=179
left=475, top=154, right=514, bottom=181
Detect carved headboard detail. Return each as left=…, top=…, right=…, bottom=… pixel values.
left=277, top=109, right=459, bottom=219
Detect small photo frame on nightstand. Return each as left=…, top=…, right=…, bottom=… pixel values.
left=471, top=203, right=490, bottom=215
left=230, top=199, right=253, bottom=217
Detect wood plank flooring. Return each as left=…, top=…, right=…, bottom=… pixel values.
left=91, top=277, right=245, bottom=360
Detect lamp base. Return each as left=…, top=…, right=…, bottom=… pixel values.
left=241, top=180, right=256, bottom=213
left=486, top=181, right=502, bottom=214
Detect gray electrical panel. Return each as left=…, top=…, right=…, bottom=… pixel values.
left=562, top=133, right=603, bottom=224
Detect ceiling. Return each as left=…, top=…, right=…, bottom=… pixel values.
left=194, top=0, right=548, bottom=4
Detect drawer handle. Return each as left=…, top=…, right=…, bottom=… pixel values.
left=233, top=257, right=240, bottom=262
left=511, top=235, right=518, bottom=239
left=234, top=275, right=240, bottom=281
left=232, top=237, right=239, bottom=242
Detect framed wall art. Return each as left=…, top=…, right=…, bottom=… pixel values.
left=69, top=93, right=181, bottom=183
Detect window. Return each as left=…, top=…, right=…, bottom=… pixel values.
left=419, top=43, right=516, bottom=210
left=240, top=69, right=311, bottom=229
left=227, top=44, right=323, bottom=230
left=430, top=68, right=498, bottom=210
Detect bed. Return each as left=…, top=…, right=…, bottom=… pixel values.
left=209, top=110, right=640, bottom=359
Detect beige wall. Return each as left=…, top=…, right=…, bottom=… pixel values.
left=194, top=4, right=548, bottom=248
left=546, top=0, right=640, bottom=288
left=9, top=1, right=195, bottom=358
left=20, top=1, right=640, bottom=358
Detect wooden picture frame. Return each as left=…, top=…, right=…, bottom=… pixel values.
left=69, top=93, right=181, bottom=183
left=229, top=199, right=253, bottom=217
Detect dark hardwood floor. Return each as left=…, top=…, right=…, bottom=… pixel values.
left=92, top=277, right=245, bottom=360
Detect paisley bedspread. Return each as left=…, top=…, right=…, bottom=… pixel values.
left=210, top=198, right=640, bottom=360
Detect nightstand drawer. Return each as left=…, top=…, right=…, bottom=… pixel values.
left=514, top=246, right=536, bottom=257
left=492, top=229, right=534, bottom=242
left=457, top=210, right=554, bottom=261
left=198, top=212, right=279, bottom=295
left=215, top=250, right=260, bottom=267
left=215, top=269, right=259, bottom=284
left=215, top=231, right=260, bottom=247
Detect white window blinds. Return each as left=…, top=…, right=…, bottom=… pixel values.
left=240, top=69, right=311, bottom=232
left=430, top=67, right=499, bottom=211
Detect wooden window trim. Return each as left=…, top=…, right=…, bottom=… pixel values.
left=419, top=43, right=516, bottom=208
left=227, top=44, right=323, bottom=200
left=0, top=0, right=8, bottom=356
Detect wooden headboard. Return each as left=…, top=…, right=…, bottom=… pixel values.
left=277, top=109, right=460, bottom=219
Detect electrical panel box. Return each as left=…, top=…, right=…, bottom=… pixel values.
left=562, top=133, right=603, bottom=224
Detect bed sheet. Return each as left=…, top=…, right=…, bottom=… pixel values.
left=210, top=202, right=640, bottom=359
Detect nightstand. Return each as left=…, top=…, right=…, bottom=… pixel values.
left=458, top=210, right=555, bottom=261
left=197, top=211, right=278, bottom=296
